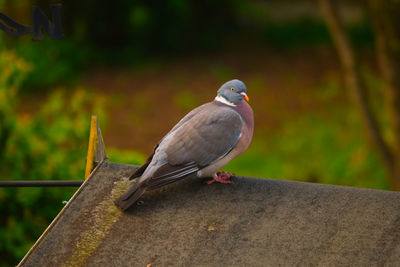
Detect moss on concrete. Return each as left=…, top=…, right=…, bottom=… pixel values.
left=61, top=179, right=131, bottom=267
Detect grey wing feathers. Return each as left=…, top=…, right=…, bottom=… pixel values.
left=129, top=151, right=155, bottom=179
left=115, top=103, right=243, bottom=210
left=137, top=103, right=243, bottom=190
left=145, top=162, right=198, bottom=190
left=166, top=104, right=243, bottom=167
left=129, top=103, right=211, bottom=180
left=162, top=103, right=211, bottom=138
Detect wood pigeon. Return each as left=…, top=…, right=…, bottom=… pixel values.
left=115, top=79, right=254, bottom=210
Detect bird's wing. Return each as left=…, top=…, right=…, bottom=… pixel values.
left=143, top=104, right=243, bottom=190
left=129, top=103, right=213, bottom=180
left=164, top=102, right=213, bottom=138
left=167, top=104, right=243, bottom=166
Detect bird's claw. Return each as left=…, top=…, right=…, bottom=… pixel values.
left=206, top=171, right=234, bottom=184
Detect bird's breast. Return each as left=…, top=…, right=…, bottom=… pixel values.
left=235, top=102, right=254, bottom=140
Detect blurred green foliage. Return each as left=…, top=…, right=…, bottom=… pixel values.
left=0, top=1, right=388, bottom=265
left=0, top=46, right=144, bottom=265
left=225, top=74, right=387, bottom=189
left=226, top=111, right=388, bottom=189
left=0, top=48, right=127, bottom=265
left=15, top=39, right=91, bottom=91
left=173, top=91, right=200, bottom=111
left=0, top=49, right=87, bottom=264
left=2, top=0, right=374, bottom=92
left=107, top=147, right=145, bottom=165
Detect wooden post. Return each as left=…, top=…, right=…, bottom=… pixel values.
left=85, top=116, right=97, bottom=179
left=85, top=115, right=107, bottom=179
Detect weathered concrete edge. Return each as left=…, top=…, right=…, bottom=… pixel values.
left=234, top=174, right=397, bottom=195
left=18, top=161, right=399, bottom=266
left=17, top=160, right=111, bottom=267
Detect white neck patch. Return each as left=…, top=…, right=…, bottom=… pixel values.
left=215, top=95, right=236, bottom=106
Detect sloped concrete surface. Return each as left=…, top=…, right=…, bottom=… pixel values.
left=19, top=161, right=400, bottom=266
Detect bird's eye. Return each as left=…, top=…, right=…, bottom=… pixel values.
left=230, top=87, right=235, bottom=91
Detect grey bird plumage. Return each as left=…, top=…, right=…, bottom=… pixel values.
left=115, top=79, right=254, bottom=210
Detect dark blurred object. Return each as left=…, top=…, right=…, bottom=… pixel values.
left=0, top=4, right=64, bottom=40
left=62, top=0, right=240, bottom=58
left=1, top=0, right=373, bottom=90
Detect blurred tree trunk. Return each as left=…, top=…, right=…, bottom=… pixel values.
left=317, top=0, right=400, bottom=190
left=369, top=0, right=400, bottom=190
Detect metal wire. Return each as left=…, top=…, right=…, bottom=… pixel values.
left=0, top=180, right=83, bottom=187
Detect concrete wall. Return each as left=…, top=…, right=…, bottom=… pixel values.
left=19, top=161, right=400, bottom=266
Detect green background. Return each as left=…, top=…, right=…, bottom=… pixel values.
left=0, top=0, right=392, bottom=265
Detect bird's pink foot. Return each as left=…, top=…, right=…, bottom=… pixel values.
left=206, top=171, right=234, bottom=184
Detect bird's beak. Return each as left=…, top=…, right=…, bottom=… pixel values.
left=240, top=92, right=250, bottom=102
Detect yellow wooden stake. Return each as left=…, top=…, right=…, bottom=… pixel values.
left=85, top=115, right=97, bottom=179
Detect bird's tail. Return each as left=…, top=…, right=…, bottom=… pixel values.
left=114, top=183, right=146, bottom=211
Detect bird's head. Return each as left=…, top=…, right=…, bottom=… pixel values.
left=216, top=79, right=249, bottom=105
